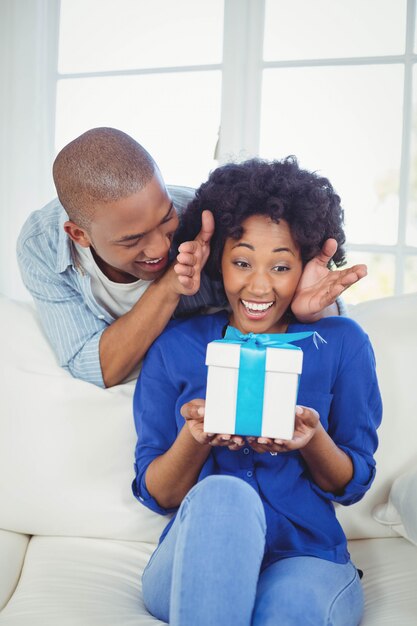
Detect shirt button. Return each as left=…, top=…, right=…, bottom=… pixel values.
left=246, top=470, right=253, bottom=478
left=98, top=314, right=105, bottom=320
left=243, top=448, right=250, bottom=455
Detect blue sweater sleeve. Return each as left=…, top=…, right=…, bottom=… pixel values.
left=310, top=325, right=382, bottom=505
left=132, top=339, right=182, bottom=516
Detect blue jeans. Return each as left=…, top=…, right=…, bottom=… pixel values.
left=142, top=476, right=364, bottom=626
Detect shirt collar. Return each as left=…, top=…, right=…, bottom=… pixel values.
left=55, top=206, right=77, bottom=274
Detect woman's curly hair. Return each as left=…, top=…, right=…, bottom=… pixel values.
left=176, top=156, right=346, bottom=280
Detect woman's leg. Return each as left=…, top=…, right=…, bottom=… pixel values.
left=252, top=556, right=364, bottom=626
left=142, top=475, right=266, bottom=626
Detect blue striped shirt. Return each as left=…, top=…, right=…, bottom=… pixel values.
left=16, top=186, right=227, bottom=387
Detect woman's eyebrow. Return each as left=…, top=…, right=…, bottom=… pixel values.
left=232, top=242, right=295, bottom=256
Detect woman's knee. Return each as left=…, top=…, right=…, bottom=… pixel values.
left=183, top=475, right=264, bottom=516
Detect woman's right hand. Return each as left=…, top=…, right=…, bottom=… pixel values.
left=180, top=399, right=245, bottom=450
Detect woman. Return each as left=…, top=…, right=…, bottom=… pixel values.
left=132, top=157, right=382, bottom=625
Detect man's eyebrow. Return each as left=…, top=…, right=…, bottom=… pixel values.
left=232, top=242, right=295, bottom=256
left=113, top=202, right=174, bottom=243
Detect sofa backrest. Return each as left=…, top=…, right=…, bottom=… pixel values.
left=338, top=293, right=417, bottom=539
left=1, top=293, right=416, bottom=542
left=0, top=297, right=168, bottom=542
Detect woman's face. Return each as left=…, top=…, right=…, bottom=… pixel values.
left=221, top=215, right=303, bottom=334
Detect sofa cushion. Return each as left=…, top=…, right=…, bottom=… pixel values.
left=0, top=297, right=169, bottom=542
left=0, top=530, right=29, bottom=611
left=0, top=536, right=165, bottom=626
left=348, top=537, right=417, bottom=626
left=336, top=293, right=417, bottom=539
left=373, top=465, right=417, bottom=546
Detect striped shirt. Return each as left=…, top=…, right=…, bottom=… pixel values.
left=16, top=186, right=227, bottom=387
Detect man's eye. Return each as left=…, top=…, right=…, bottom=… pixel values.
left=162, top=206, right=176, bottom=224
left=123, top=239, right=142, bottom=248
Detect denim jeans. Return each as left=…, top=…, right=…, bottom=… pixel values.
left=142, top=475, right=364, bottom=626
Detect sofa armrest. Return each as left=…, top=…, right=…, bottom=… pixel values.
left=0, top=529, right=30, bottom=610
left=373, top=464, right=417, bottom=547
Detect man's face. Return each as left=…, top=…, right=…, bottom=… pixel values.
left=82, top=172, right=179, bottom=282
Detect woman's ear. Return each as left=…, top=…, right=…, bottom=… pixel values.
left=63, top=221, right=92, bottom=247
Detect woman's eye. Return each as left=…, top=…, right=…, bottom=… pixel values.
left=234, top=260, right=250, bottom=268
left=273, top=265, right=289, bottom=272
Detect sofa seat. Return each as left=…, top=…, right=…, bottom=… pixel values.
left=348, top=537, right=417, bottom=625
left=1, top=293, right=417, bottom=625
left=0, top=535, right=416, bottom=626
left=0, top=535, right=162, bottom=626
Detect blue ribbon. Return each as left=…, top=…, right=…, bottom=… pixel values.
left=214, top=326, right=318, bottom=436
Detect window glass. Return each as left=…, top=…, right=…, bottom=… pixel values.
left=264, top=0, right=406, bottom=61
left=58, top=0, right=224, bottom=73
left=407, top=66, right=417, bottom=246
left=343, top=252, right=395, bottom=304
left=404, top=255, right=417, bottom=293
left=260, top=65, right=403, bottom=246
left=55, top=72, right=221, bottom=188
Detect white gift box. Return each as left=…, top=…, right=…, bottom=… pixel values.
left=204, top=341, right=303, bottom=440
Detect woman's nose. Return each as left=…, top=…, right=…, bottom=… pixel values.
left=248, top=270, right=272, bottom=296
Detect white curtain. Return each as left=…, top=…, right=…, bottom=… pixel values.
left=0, top=0, right=59, bottom=300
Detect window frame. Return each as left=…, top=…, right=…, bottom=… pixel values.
left=52, top=0, right=417, bottom=299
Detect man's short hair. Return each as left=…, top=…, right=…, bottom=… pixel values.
left=53, top=127, right=156, bottom=230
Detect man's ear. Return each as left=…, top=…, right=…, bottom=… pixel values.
left=64, top=221, right=92, bottom=247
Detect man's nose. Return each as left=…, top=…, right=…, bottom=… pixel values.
left=144, top=228, right=171, bottom=258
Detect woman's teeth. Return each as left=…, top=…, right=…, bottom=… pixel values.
left=241, top=299, right=274, bottom=312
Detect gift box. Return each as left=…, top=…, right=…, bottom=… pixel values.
left=204, top=327, right=315, bottom=440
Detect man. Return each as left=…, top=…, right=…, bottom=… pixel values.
left=17, top=127, right=366, bottom=388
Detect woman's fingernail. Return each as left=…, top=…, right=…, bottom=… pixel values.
left=197, top=407, right=205, bottom=416
left=295, top=405, right=303, bottom=415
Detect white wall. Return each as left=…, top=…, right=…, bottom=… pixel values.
left=0, top=0, right=58, bottom=300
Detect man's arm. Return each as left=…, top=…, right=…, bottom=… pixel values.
left=99, top=210, right=214, bottom=387
left=17, top=210, right=214, bottom=388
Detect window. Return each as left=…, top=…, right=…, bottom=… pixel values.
left=56, top=0, right=224, bottom=187
left=55, top=0, right=417, bottom=304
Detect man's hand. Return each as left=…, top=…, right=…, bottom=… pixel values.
left=291, top=238, right=367, bottom=323
left=173, top=210, right=215, bottom=296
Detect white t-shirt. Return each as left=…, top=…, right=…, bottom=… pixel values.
left=75, top=244, right=153, bottom=319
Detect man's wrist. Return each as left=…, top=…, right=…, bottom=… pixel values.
left=156, top=263, right=184, bottom=299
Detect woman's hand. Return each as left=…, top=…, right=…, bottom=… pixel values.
left=291, top=238, right=367, bottom=323
left=246, top=406, right=320, bottom=454
left=180, top=399, right=245, bottom=450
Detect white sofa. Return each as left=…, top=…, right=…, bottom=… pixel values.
left=1, top=293, right=417, bottom=625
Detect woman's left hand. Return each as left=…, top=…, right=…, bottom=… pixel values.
left=246, top=405, right=320, bottom=454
